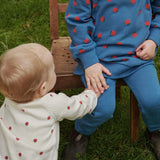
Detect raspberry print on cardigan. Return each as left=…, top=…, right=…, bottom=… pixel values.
left=65, top=0, right=160, bottom=79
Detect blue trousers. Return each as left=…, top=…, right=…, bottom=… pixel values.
left=75, top=64, right=160, bottom=135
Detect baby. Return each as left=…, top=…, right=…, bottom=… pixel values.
left=0, top=43, right=100, bottom=160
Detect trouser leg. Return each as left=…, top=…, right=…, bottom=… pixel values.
left=124, top=64, right=160, bottom=132
left=75, top=75, right=116, bottom=135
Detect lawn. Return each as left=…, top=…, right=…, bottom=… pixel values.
left=0, top=0, right=160, bottom=160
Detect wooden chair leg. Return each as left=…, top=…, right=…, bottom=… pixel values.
left=130, top=91, right=140, bottom=143
left=116, top=85, right=121, bottom=99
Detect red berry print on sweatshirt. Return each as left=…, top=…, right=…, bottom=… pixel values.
left=40, top=152, right=43, bottom=155
left=113, top=7, right=118, bottom=13
left=145, top=4, right=150, bottom=9
left=75, top=16, right=80, bottom=21
left=73, top=28, right=76, bottom=33
left=47, top=116, right=51, bottom=120
left=67, top=106, right=70, bottom=110
left=93, top=3, right=97, bottom=8
left=97, top=33, right=102, bottom=38
left=86, top=0, right=90, bottom=5
left=132, top=32, right=137, bottom=37
left=123, top=58, right=127, bottom=61
left=125, top=19, right=130, bottom=25
left=25, top=122, right=29, bottom=126
left=9, top=126, right=12, bottom=130
left=84, top=38, right=89, bottom=43
left=5, top=156, right=8, bottom=159
left=127, top=51, right=133, bottom=55
left=112, top=55, right=117, bottom=58
left=107, top=0, right=111, bottom=2
left=88, top=30, right=92, bottom=35
left=79, top=101, right=82, bottom=104
left=117, top=42, right=122, bottom=45
left=111, top=30, right=116, bottom=36
left=79, top=49, right=85, bottom=53
left=50, top=94, right=53, bottom=97
left=65, top=14, right=70, bottom=18
left=73, top=0, right=77, bottom=6
left=130, top=0, right=136, bottom=4
left=16, top=138, right=20, bottom=141
left=33, top=138, right=37, bottom=143
left=21, top=109, right=25, bottom=112
left=145, top=21, right=150, bottom=26
left=103, top=45, right=108, bottom=48
left=18, top=153, right=22, bottom=157
left=100, top=16, right=105, bottom=22
left=138, top=10, right=141, bottom=15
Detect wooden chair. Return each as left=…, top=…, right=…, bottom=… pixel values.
left=49, top=0, right=140, bottom=143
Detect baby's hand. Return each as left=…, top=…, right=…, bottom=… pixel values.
left=135, top=40, right=157, bottom=60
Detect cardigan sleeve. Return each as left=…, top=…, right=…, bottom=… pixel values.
left=65, top=0, right=99, bottom=69
left=148, top=0, right=160, bottom=47
left=45, top=90, right=97, bottom=121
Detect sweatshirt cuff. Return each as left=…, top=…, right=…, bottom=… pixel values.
left=148, top=28, right=160, bottom=47
left=79, top=48, right=99, bottom=69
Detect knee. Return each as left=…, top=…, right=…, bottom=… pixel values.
left=141, top=94, right=160, bottom=111
left=92, top=101, right=116, bottom=120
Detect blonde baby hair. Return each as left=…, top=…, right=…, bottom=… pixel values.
left=0, top=43, right=52, bottom=103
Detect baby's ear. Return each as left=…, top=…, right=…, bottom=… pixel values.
left=38, top=81, right=47, bottom=97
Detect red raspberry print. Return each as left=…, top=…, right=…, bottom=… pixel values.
left=97, top=33, right=102, bottom=38
left=93, top=3, right=97, bottom=8
left=75, top=44, right=78, bottom=46
left=111, top=30, right=116, bottom=36
left=145, top=21, right=150, bottom=26
left=113, top=7, right=118, bottom=13
left=25, top=122, right=29, bottom=126
left=51, top=129, right=54, bottom=133
left=117, top=42, right=122, bottom=45
left=125, top=19, right=130, bottom=25
left=107, top=0, right=111, bottom=2
left=145, top=4, right=150, bottom=9
left=134, top=55, right=138, bottom=58
left=75, top=16, right=80, bottom=21
left=16, top=138, right=20, bottom=141
left=127, top=51, right=133, bottom=55
left=132, top=32, right=137, bottom=37
left=100, top=16, right=105, bottom=22
left=5, top=156, right=8, bottom=160
left=73, top=28, right=76, bottom=33
left=4, top=104, right=6, bottom=108
left=85, top=95, right=88, bottom=98
left=130, top=0, right=136, bottom=4
left=138, top=10, right=141, bottom=15
left=79, top=49, right=85, bottom=53
left=67, top=106, right=70, bottom=110
left=84, top=38, right=89, bottom=43
left=73, top=0, right=77, bottom=6
left=9, top=126, right=12, bottom=130
left=154, top=25, right=158, bottom=28
left=86, top=0, right=90, bottom=5
left=40, top=152, right=43, bottom=155
left=47, top=116, right=51, bottom=120
left=123, top=58, right=127, bottom=61
left=21, top=109, right=25, bottom=112
left=103, top=45, right=108, bottom=48
left=65, top=14, right=70, bottom=18
left=90, top=109, right=92, bottom=112
left=88, top=30, right=92, bottom=35
left=18, top=153, right=22, bottom=157
left=112, top=56, right=117, bottom=58
left=79, top=101, right=82, bottom=104
left=50, top=94, right=53, bottom=97
left=33, top=138, right=37, bottom=143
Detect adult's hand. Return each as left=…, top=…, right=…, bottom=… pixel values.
left=85, top=63, right=111, bottom=93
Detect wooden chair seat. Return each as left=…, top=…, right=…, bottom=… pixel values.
left=49, top=0, right=140, bottom=143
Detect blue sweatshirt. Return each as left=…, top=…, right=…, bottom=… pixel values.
left=65, top=0, right=160, bottom=78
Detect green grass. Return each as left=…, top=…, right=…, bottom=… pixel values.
left=0, top=0, right=160, bottom=159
